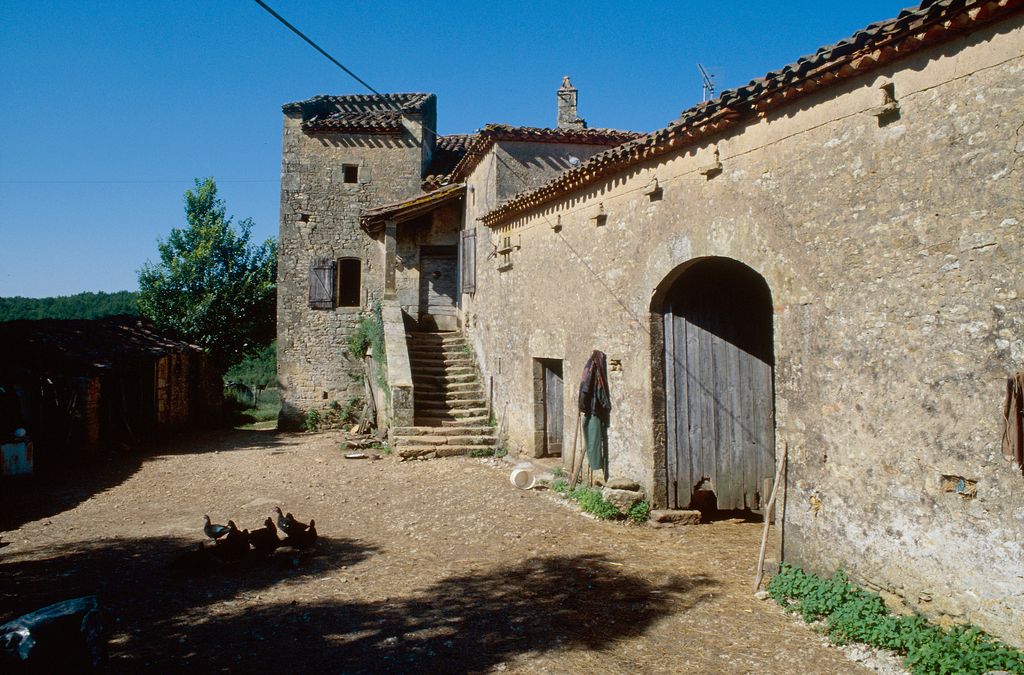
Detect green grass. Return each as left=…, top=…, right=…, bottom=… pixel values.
left=768, top=564, right=1024, bottom=674
left=626, top=500, right=651, bottom=523
left=468, top=444, right=507, bottom=458
left=226, top=387, right=280, bottom=429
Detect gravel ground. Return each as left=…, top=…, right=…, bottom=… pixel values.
left=1, top=428, right=876, bottom=673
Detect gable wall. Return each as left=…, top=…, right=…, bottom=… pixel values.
left=466, top=15, right=1024, bottom=644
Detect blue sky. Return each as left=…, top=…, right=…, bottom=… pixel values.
left=1, top=0, right=908, bottom=297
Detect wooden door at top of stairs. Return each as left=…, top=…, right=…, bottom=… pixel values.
left=663, top=259, right=775, bottom=512
left=418, top=247, right=458, bottom=332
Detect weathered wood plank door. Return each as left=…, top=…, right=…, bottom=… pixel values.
left=663, top=259, right=775, bottom=511
left=543, top=363, right=564, bottom=456
left=418, top=246, right=458, bottom=331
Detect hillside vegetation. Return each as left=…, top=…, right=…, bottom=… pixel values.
left=0, top=291, right=139, bottom=322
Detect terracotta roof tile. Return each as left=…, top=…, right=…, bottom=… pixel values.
left=448, top=124, right=641, bottom=185
left=423, top=134, right=478, bottom=190
left=360, top=183, right=466, bottom=231
left=482, top=0, right=1023, bottom=225
left=283, top=93, right=433, bottom=135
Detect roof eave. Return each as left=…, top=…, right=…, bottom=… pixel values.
left=481, top=0, right=1024, bottom=227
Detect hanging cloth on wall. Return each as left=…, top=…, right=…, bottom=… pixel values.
left=578, top=350, right=611, bottom=479
left=1003, top=372, right=1024, bottom=472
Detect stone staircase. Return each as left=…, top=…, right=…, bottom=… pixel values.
left=392, top=331, right=497, bottom=459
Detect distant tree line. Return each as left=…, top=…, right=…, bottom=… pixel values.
left=0, top=291, right=139, bottom=322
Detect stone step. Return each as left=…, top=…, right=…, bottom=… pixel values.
left=405, top=344, right=466, bottom=354
left=418, top=407, right=488, bottom=419
left=412, top=372, right=477, bottom=384
left=416, top=398, right=485, bottom=410
left=414, top=415, right=489, bottom=427
left=415, top=398, right=488, bottom=410
left=414, top=389, right=484, bottom=402
left=407, top=349, right=468, bottom=360
left=393, top=425, right=495, bottom=437
left=409, top=365, right=476, bottom=377
left=393, top=434, right=498, bottom=447
left=416, top=382, right=484, bottom=392
left=407, top=334, right=466, bottom=345
left=399, top=445, right=496, bottom=459
left=408, top=356, right=473, bottom=367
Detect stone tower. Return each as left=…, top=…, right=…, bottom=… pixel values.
left=276, top=93, right=437, bottom=428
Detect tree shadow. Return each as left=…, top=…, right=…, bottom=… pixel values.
left=0, top=428, right=289, bottom=531
left=122, top=554, right=718, bottom=672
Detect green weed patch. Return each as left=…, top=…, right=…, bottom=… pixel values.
left=768, top=564, right=1024, bottom=674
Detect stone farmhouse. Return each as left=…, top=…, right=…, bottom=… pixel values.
left=277, top=0, right=1024, bottom=645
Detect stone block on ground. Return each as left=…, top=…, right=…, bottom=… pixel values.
left=602, top=487, right=644, bottom=513
left=649, top=509, right=701, bottom=525
left=606, top=477, right=640, bottom=491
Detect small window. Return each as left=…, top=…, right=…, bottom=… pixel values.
left=342, top=164, right=359, bottom=184
left=337, top=258, right=361, bottom=307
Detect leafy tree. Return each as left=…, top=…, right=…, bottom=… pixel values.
left=137, top=178, right=276, bottom=368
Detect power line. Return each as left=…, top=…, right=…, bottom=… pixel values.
left=251, top=0, right=396, bottom=108
left=0, top=179, right=277, bottom=185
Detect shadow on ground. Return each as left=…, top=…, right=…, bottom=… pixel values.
left=1, top=535, right=717, bottom=673
left=0, top=428, right=287, bottom=531
left=150, top=553, right=717, bottom=673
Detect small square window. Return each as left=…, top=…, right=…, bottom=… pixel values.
left=342, top=164, right=359, bottom=184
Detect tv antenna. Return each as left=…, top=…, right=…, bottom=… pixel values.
left=697, top=64, right=715, bottom=102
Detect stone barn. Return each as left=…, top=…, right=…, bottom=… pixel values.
left=0, top=316, right=221, bottom=472
left=277, top=0, right=1024, bottom=645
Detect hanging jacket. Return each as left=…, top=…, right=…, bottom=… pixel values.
left=578, top=350, right=611, bottom=420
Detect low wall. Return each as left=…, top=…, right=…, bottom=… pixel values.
left=381, top=302, right=414, bottom=430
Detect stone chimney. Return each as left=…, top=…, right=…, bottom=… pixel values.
left=557, top=76, right=587, bottom=129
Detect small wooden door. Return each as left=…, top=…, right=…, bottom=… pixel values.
left=418, top=246, right=458, bottom=331
left=543, top=362, right=564, bottom=456
left=663, top=259, right=775, bottom=511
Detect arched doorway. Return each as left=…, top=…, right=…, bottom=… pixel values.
left=657, top=258, right=775, bottom=512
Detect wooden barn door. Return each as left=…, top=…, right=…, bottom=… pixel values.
left=663, top=259, right=775, bottom=511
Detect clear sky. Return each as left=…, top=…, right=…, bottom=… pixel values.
left=1, top=0, right=909, bottom=298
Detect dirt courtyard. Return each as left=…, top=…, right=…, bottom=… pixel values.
left=0, top=429, right=868, bottom=673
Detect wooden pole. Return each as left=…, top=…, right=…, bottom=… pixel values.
left=566, top=410, right=581, bottom=481
left=753, top=442, right=788, bottom=592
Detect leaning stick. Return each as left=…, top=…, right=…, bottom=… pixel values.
left=753, top=442, right=788, bottom=592
left=568, top=416, right=588, bottom=489
left=566, top=410, right=581, bottom=482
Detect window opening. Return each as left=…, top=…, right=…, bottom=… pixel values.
left=337, top=258, right=361, bottom=307
left=342, top=164, right=359, bottom=184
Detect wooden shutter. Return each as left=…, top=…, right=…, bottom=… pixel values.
left=308, top=258, right=336, bottom=309
left=461, top=228, right=476, bottom=294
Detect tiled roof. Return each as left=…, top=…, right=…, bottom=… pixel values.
left=447, top=124, right=642, bottom=187
left=482, top=0, right=1023, bottom=225
left=282, top=93, right=434, bottom=134
left=361, top=183, right=467, bottom=232
left=0, top=316, right=201, bottom=375
left=423, top=134, right=478, bottom=191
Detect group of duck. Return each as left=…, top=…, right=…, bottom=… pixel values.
left=201, top=507, right=318, bottom=559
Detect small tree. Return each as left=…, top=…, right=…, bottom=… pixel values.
left=137, top=178, right=276, bottom=368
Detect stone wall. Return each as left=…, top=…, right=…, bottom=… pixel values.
left=463, top=17, right=1024, bottom=645
left=277, top=111, right=428, bottom=428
